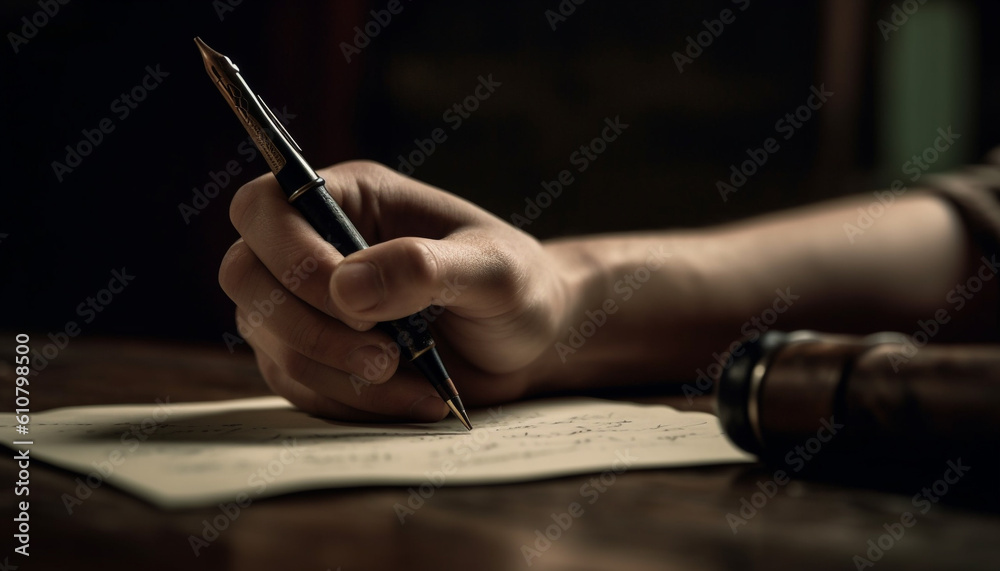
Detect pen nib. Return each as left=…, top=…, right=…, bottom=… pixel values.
left=193, top=36, right=238, bottom=76
left=193, top=36, right=218, bottom=60
left=446, top=397, right=473, bottom=431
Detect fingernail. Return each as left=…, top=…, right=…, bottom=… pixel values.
left=346, top=345, right=390, bottom=382
left=333, top=262, right=383, bottom=312
left=409, top=395, right=448, bottom=421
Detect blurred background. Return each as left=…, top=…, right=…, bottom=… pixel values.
left=1, top=0, right=997, bottom=349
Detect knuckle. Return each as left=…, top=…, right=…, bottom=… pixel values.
left=321, top=160, right=393, bottom=193
left=363, top=347, right=397, bottom=384
left=218, top=240, right=256, bottom=297
left=481, top=240, right=526, bottom=299
left=229, top=179, right=262, bottom=233
left=338, top=159, right=392, bottom=179
left=279, top=348, right=318, bottom=384
left=274, top=247, right=328, bottom=292
left=334, top=160, right=398, bottom=199
left=289, top=316, right=339, bottom=363
left=401, top=238, right=440, bottom=289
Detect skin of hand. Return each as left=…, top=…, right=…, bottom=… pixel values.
left=220, top=160, right=998, bottom=424
left=218, top=161, right=585, bottom=423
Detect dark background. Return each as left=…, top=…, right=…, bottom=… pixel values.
left=1, top=0, right=997, bottom=350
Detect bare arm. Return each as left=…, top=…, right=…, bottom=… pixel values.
left=535, top=191, right=997, bottom=390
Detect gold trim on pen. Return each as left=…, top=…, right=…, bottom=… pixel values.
left=410, top=342, right=436, bottom=360
left=446, top=398, right=473, bottom=431
left=746, top=360, right=767, bottom=449
left=288, top=178, right=324, bottom=203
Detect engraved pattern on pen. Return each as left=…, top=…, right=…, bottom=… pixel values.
left=224, top=82, right=286, bottom=172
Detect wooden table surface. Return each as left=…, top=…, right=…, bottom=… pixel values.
left=1, top=337, right=998, bottom=571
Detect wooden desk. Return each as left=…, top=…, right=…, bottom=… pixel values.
left=2, top=338, right=998, bottom=570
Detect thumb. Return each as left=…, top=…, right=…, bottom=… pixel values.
left=327, top=235, right=521, bottom=323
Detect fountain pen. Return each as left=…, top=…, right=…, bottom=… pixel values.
left=194, top=37, right=472, bottom=431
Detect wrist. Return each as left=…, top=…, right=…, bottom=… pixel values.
left=531, top=235, right=672, bottom=391
left=530, top=231, right=718, bottom=394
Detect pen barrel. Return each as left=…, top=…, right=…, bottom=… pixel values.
left=292, top=184, right=369, bottom=255
left=374, top=319, right=436, bottom=363
left=292, top=184, right=436, bottom=361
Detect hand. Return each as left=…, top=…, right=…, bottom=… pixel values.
left=219, top=161, right=577, bottom=422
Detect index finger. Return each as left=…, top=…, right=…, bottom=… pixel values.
left=229, top=172, right=349, bottom=323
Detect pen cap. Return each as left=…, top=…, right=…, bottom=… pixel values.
left=714, top=330, right=794, bottom=455
left=844, top=341, right=1000, bottom=463
left=715, top=330, right=907, bottom=457
left=716, top=331, right=1000, bottom=470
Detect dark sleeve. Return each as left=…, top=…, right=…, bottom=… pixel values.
left=926, top=148, right=1000, bottom=266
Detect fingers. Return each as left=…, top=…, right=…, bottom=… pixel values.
left=219, top=238, right=450, bottom=421
left=229, top=161, right=515, bottom=329
left=251, top=345, right=449, bottom=423
left=329, top=232, right=528, bottom=323
left=253, top=348, right=389, bottom=422
left=241, top=309, right=450, bottom=422
left=228, top=173, right=357, bottom=326
left=219, top=238, right=399, bottom=383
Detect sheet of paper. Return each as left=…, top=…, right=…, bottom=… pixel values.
left=0, top=396, right=754, bottom=509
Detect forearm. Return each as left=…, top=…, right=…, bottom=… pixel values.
left=539, top=191, right=997, bottom=389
